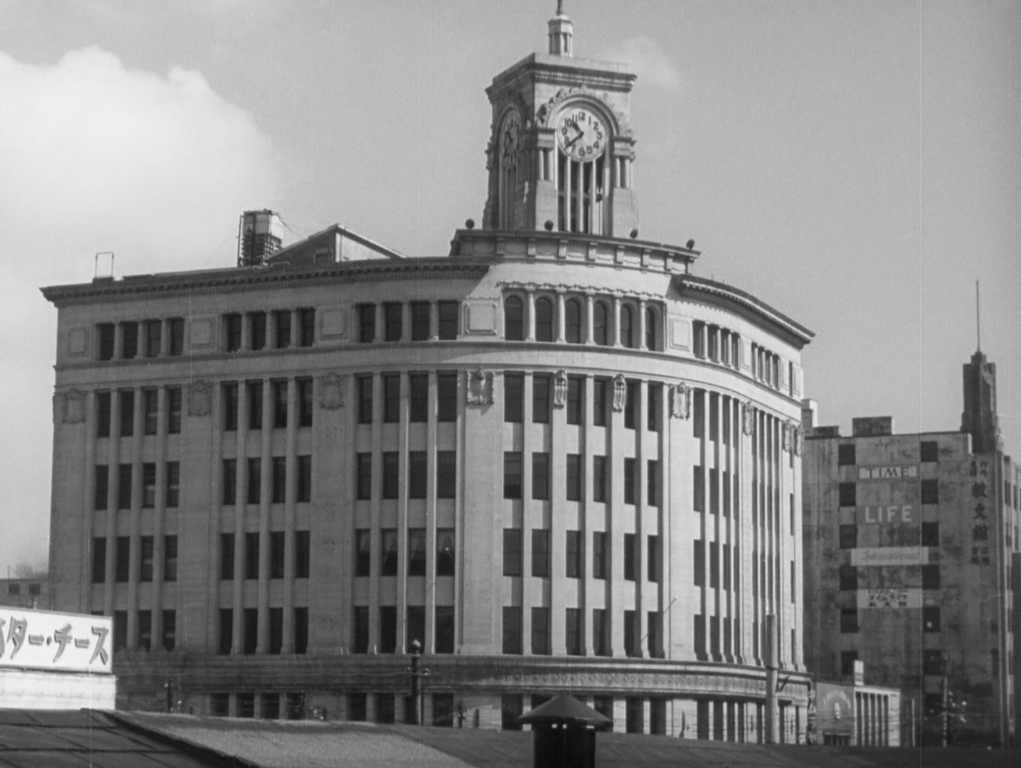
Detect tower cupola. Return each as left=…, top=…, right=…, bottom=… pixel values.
left=547, top=1, right=573, bottom=56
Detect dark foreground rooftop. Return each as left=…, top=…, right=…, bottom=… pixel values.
left=3, top=711, right=1021, bottom=768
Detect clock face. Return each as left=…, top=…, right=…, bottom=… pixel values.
left=556, top=105, right=606, bottom=161
left=500, top=112, right=521, bottom=169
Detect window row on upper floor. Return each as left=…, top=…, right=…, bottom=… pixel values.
left=503, top=293, right=660, bottom=350
left=96, top=318, right=184, bottom=361
left=223, top=308, right=315, bottom=353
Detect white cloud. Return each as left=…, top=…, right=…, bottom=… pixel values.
left=0, top=47, right=281, bottom=573
left=601, top=36, right=681, bottom=92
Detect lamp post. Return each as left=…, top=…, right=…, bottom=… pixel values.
left=409, top=639, right=422, bottom=725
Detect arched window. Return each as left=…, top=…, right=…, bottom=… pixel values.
left=593, top=302, right=609, bottom=346
left=620, top=304, right=634, bottom=348
left=505, top=296, right=523, bottom=341
left=565, top=299, right=582, bottom=343
left=645, top=307, right=657, bottom=351
left=535, top=297, right=554, bottom=342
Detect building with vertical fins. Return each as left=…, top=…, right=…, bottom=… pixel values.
left=802, top=350, right=1021, bottom=746
left=42, top=8, right=815, bottom=739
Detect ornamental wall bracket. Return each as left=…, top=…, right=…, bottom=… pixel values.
left=741, top=401, right=756, bottom=436
left=553, top=370, right=568, bottom=408
left=56, top=388, right=85, bottom=425
left=782, top=421, right=792, bottom=453
left=188, top=380, right=212, bottom=417
left=466, top=370, right=494, bottom=406
left=669, top=382, right=691, bottom=420
left=319, top=372, right=344, bottom=410
left=612, top=373, right=627, bottom=413
left=793, top=425, right=804, bottom=457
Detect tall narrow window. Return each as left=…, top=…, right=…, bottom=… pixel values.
left=271, top=456, right=286, bottom=503
left=117, top=464, right=132, bottom=509
left=270, top=531, right=285, bottom=578
left=382, top=452, right=399, bottom=499
left=503, top=452, right=522, bottom=499
left=356, top=454, right=372, bottom=500
left=244, top=532, right=259, bottom=580
left=119, top=390, right=135, bottom=437
left=166, top=386, right=182, bottom=434
left=358, top=304, right=376, bottom=343
left=167, top=318, right=184, bottom=356
left=297, top=455, right=312, bottom=503
left=503, top=529, right=522, bottom=576
left=503, top=607, right=522, bottom=654
left=592, top=378, right=609, bottom=426
left=504, top=296, right=524, bottom=341
left=383, top=302, right=402, bottom=341
left=247, top=458, right=261, bottom=504
left=98, top=323, right=115, bottom=360
left=142, top=463, right=156, bottom=508
left=409, top=373, right=428, bottom=422
left=224, top=314, right=242, bottom=352
left=143, top=389, right=158, bottom=435
left=437, top=372, right=457, bottom=421
left=165, top=462, right=179, bottom=507
left=592, top=531, right=607, bottom=579
left=249, top=312, right=266, bottom=350
left=411, top=301, right=431, bottom=340
left=115, top=537, right=130, bottom=582
left=532, top=529, right=550, bottom=577
left=566, top=376, right=583, bottom=425
left=593, top=302, right=609, bottom=346
left=566, top=608, right=583, bottom=656
left=139, top=536, right=154, bottom=582
left=220, top=533, right=235, bottom=580
left=436, top=451, right=456, bottom=499
left=247, top=381, right=263, bottom=430
left=624, top=380, right=639, bottom=429
left=565, top=299, right=582, bottom=343
left=566, top=454, right=582, bottom=501
left=504, top=373, right=523, bottom=423
left=534, top=297, right=554, bottom=342
left=623, top=533, right=636, bottom=581
left=274, top=310, right=291, bottom=348
left=436, top=529, right=455, bottom=577
left=96, top=391, right=112, bottom=438
left=297, top=308, right=315, bottom=347
left=408, top=451, right=427, bottom=499
left=297, top=378, right=313, bottom=427
left=533, top=374, right=551, bottom=424
left=620, top=304, right=635, bottom=348
left=222, top=459, right=236, bottom=505
left=94, top=465, right=109, bottom=510
left=408, top=528, right=427, bottom=576
left=382, top=374, right=400, bottom=423
left=355, top=530, right=371, bottom=577
left=593, top=456, right=607, bottom=503
left=357, top=376, right=373, bottom=424
left=645, top=307, right=657, bottom=350
left=647, top=383, right=660, bottom=432
left=566, top=530, right=583, bottom=578
left=437, top=301, right=459, bottom=340
left=532, top=452, right=550, bottom=500
left=272, top=380, right=288, bottom=429
left=121, top=322, right=138, bottom=359
left=222, top=382, right=238, bottom=431
left=531, top=607, right=550, bottom=655
left=164, top=535, right=178, bottom=582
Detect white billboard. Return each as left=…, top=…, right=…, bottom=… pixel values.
left=850, top=547, right=929, bottom=567
left=0, top=608, right=113, bottom=674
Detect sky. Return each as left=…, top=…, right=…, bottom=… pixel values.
left=0, top=0, right=1018, bottom=575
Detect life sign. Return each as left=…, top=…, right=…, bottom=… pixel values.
left=857, top=505, right=914, bottom=525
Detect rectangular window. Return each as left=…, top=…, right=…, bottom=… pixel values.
left=224, top=313, right=242, bottom=352
left=143, top=389, right=158, bottom=435
left=115, top=536, right=130, bottom=582
left=162, top=610, right=176, bottom=652
left=532, top=374, right=551, bottom=424
left=273, top=309, right=291, bottom=348
left=94, top=465, right=109, bottom=510
left=593, top=456, right=607, bottom=503
left=382, top=374, right=400, bottom=423
left=297, top=308, right=315, bottom=347
left=243, top=608, right=257, bottom=654
left=410, top=301, right=430, bottom=340
left=840, top=608, right=858, bottom=633
left=922, top=564, right=941, bottom=590
left=436, top=528, right=456, bottom=577
left=297, top=455, right=312, bottom=502
left=709, top=542, right=719, bottom=588
left=220, top=533, right=235, bottom=580
left=247, top=381, right=263, bottom=430
left=437, top=372, right=457, bottom=421
left=121, top=322, right=138, bottom=359
left=222, top=382, right=238, bottom=431
left=436, top=451, right=456, bottom=499
left=647, top=460, right=659, bottom=506
left=98, top=323, right=115, bottom=360
left=381, top=529, right=398, bottom=576
left=840, top=650, right=858, bottom=676
left=356, top=453, right=372, bottom=500
left=503, top=529, right=522, bottom=576
left=91, top=537, right=106, bottom=583
left=406, top=606, right=426, bottom=650
left=623, top=533, right=636, bottom=581
left=117, top=464, right=132, bottom=509
left=592, top=609, right=608, bottom=657
left=566, top=530, right=583, bottom=579
left=593, top=378, right=609, bottom=427
left=647, top=383, right=660, bottom=432
left=408, top=451, right=427, bottom=499
left=566, top=376, right=583, bottom=425
left=165, top=461, right=179, bottom=507
left=381, top=452, right=399, bottom=499
left=504, top=372, right=523, bottom=423
left=839, top=564, right=858, bottom=591
left=166, top=386, right=182, bottom=434
left=269, top=608, right=283, bottom=654
left=437, top=301, right=459, bottom=339
left=502, top=607, right=522, bottom=654
left=920, top=440, right=938, bottom=463
left=531, top=607, right=550, bottom=655
left=138, top=610, right=152, bottom=652
left=270, top=531, right=285, bottom=579
left=271, top=456, right=286, bottom=504
left=693, top=540, right=704, bottom=587
left=837, top=444, right=856, bottom=466
left=566, top=454, right=582, bottom=501
left=693, top=465, right=705, bottom=512
left=222, top=459, right=237, bottom=505
left=922, top=522, right=940, bottom=547
left=566, top=608, right=583, bottom=656
left=623, top=610, right=637, bottom=657
left=113, top=611, right=127, bottom=651
left=244, top=532, right=259, bottom=579
left=140, top=536, right=154, bottom=582
left=838, top=524, right=858, bottom=549
left=922, top=649, right=944, bottom=675
left=96, top=391, right=112, bottom=438
left=838, top=482, right=856, bottom=506
left=379, top=606, right=397, bottom=653
left=532, top=529, right=550, bottom=578
left=218, top=609, right=233, bottom=655
left=271, top=380, right=288, bottom=428
left=119, top=390, right=135, bottom=437
left=923, top=606, right=941, bottom=632
left=168, top=318, right=184, bottom=356
left=593, top=532, right=607, bottom=579
left=647, top=535, right=659, bottom=582
left=357, top=376, right=373, bottom=424
left=355, top=529, right=371, bottom=577
left=435, top=606, right=455, bottom=654
left=623, top=458, right=636, bottom=505
left=164, top=535, right=177, bottom=582
left=358, top=304, right=376, bottom=343
left=647, top=611, right=662, bottom=658
left=383, top=302, right=402, bottom=341
left=694, top=614, right=706, bottom=658
left=294, top=533, right=310, bottom=580
left=409, top=373, right=428, bottom=422
left=408, top=528, right=427, bottom=576
left=532, top=452, right=550, bottom=500
left=353, top=606, right=369, bottom=653
left=921, top=479, right=939, bottom=504
left=249, top=311, right=266, bottom=350
left=624, top=380, right=639, bottom=429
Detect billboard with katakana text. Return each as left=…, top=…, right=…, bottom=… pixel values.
left=0, top=608, right=112, bottom=674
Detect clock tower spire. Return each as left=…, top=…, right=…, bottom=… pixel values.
left=548, top=1, right=573, bottom=56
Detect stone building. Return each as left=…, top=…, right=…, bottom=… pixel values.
left=42, top=8, right=813, bottom=738
left=802, top=350, right=1021, bottom=745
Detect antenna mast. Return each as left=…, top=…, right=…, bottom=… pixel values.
left=976, top=280, right=981, bottom=352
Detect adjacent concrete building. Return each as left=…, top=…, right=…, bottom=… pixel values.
left=803, top=350, right=1021, bottom=745
left=42, top=9, right=814, bottom=738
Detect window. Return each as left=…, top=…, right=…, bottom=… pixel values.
left=217, top=609, right=233, bottom=655
left=165, top=462, right=179, bottom=507
left=164, top=535, right=177, bottom=582
left=566, top=376, right=583, bottom=425
left=623, top=533, right=636, bottom=581
left=269, top=608, right=283, bottom=654
left=532, top=452, right=550, bottom=500
left=119, top=390, right=134, bottom=437
left=139, top=536, right=154, bottom=582
left=647, top=535, right=659, bottom=582
left=411, top=301, right=431, bottom=340
left=437, top=372, right=457, bottom=421
left=220, top=534, right=235, bottom=580
left=406, top=606, right=425, bottom=650
left=592, top=609, right=609, bottom=656
left=532, top=529, right=550, bottom=577
left=357, top=376, right=373, bottom=424
left=271, top=380, right=287, bottom=428
left=593, top=378, right=609, bottom=426
left=504, top=296, right=524, bottom=341
left=921, top=479, right=939, bottom=504
left=115, top=537, right=130, bottom=582
left=247, top=381, right=263, bottom=430
left=922, top=522, right=940, bottom=547
left=436, top=529, right=455, bottom=577
left=436, top=451, right=456, bottom=498
left=923, top=606, right=941, bottom=632
left=249, top=312, right=266, bottom=350
left=593, top=456, right=607, bottom=502
left=270, top=531, right=285, bottom=578
left=504, top=373, right=523, bottom=423
left=623, top=458, right=636, bottom=504
left=117, top=464, right=132, bottom=509
left=98, top=323, right=115, bottom=360
left=382, top=374, right=400, bottom=423
left=920, top=440, right=939, bottom=462
left=624, top=380, right=638, bottom=429
left=838, top=482, right=856, bottom=506
left=645, top=306, right=658, bottom=350
left=408, top=451, right=427, bottom=499
left=620, top=304, right=635, bottom=348
left=837, top=444, right=856, bottom=465
left=96, top=391, right=112, bottom=438
left=168, top=318, right=184, bottom=355
left=113, top=611, right=127, bottom=652
left=143, top=389, right=158, bottom=435
left=297, top=455, right=312, bottom=502
left=435, top=606, right=455, bottom=654
left=838, top=564, right=858, bottom=591
left=840, top=650, right=858, bottom=676
left=592, top=532, right=607, bottom=579
left=647, top=383, right=660, bottom=432
left=356, top=454, right=372, bottom=500
left=566, top=531, right=583, bottom=578
left=271, top=456, right=286, bottom=503
left=381, top=452, right=399, bottom=499
left=566, top=608, right=583, bottom=656
left=143, top=464, right=158, bottom=508
left=297, top=308, right=315, bottom=347
left=222, top=459, right=237, bottom=505
left=593, top=301, right=609, bottom=346
left=91, top=538, right=106, bottom=583
left=437, top=301, right=459, bottom=340
left=531, top=607, right=550, bottom=654
left=502, top=607, right=522, bottom=654
left=532, top=374, right=551, bottom=423
left=358, top=304, right=376, bottom=343
left=274, top=309, right=291, bottom=348
left=121, top=322, right=138, bottom=359
left=222, top=383, right=238, bottom=431
left=408, top=528, right=427, bottom=576
left=566, top=454, right=582, bottom=501
left=138, top=610, right=152, bottom=651
left=243, top=608, right=257, bottom=654
left=244, top=532, right=259, bottom=579
left=647, top=460, right=659, bottom=506
left=224, top=313, right=242, bottom=352
left=565, top=299, right=582, bottom=343
left=709, top=542, right=720, bottom=589
left=381, top=529, right=398, bottom=576
left=840, top=608, right=858, bottom=633
left=355, top=530, right=371, bottom=576
left=353, top=606, right=369, bottom=653
left=503, top=529, right=522, bottom=576
left=922, top=564, right=941, bottom=590
left=409, top=373, right=428, bottom=422
left=167, top=387, right=182, bottom=434
left=647, top=611, right=662, bottom=658
left=534, top=297, right=554, bottom=342
left=162, top=610, right=176, bottom=652
left=383, top=302, right=402, bottom=341
left=923, top=649, right=944, bottom=675
left=838, top=524, right=857, bottom=549
left=94, top=465, right=109, bottom=510
left=693, top=540, right=705, bottom=587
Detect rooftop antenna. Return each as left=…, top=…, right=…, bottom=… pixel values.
left=976, top=280, right=981, bottom=352
left=94, top=251, right=114, bottom=279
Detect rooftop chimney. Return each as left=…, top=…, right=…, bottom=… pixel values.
left=238, top=210, right=283, bottom=267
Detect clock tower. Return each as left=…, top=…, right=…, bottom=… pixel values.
left=482, top=4, right=639, bottom=237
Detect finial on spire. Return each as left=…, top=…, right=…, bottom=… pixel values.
left=548, top=0, right=574, bottom=56
left=976, top=280, right=982, bottom=352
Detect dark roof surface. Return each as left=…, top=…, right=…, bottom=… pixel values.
left=515, top=694, right=611, bottom=727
